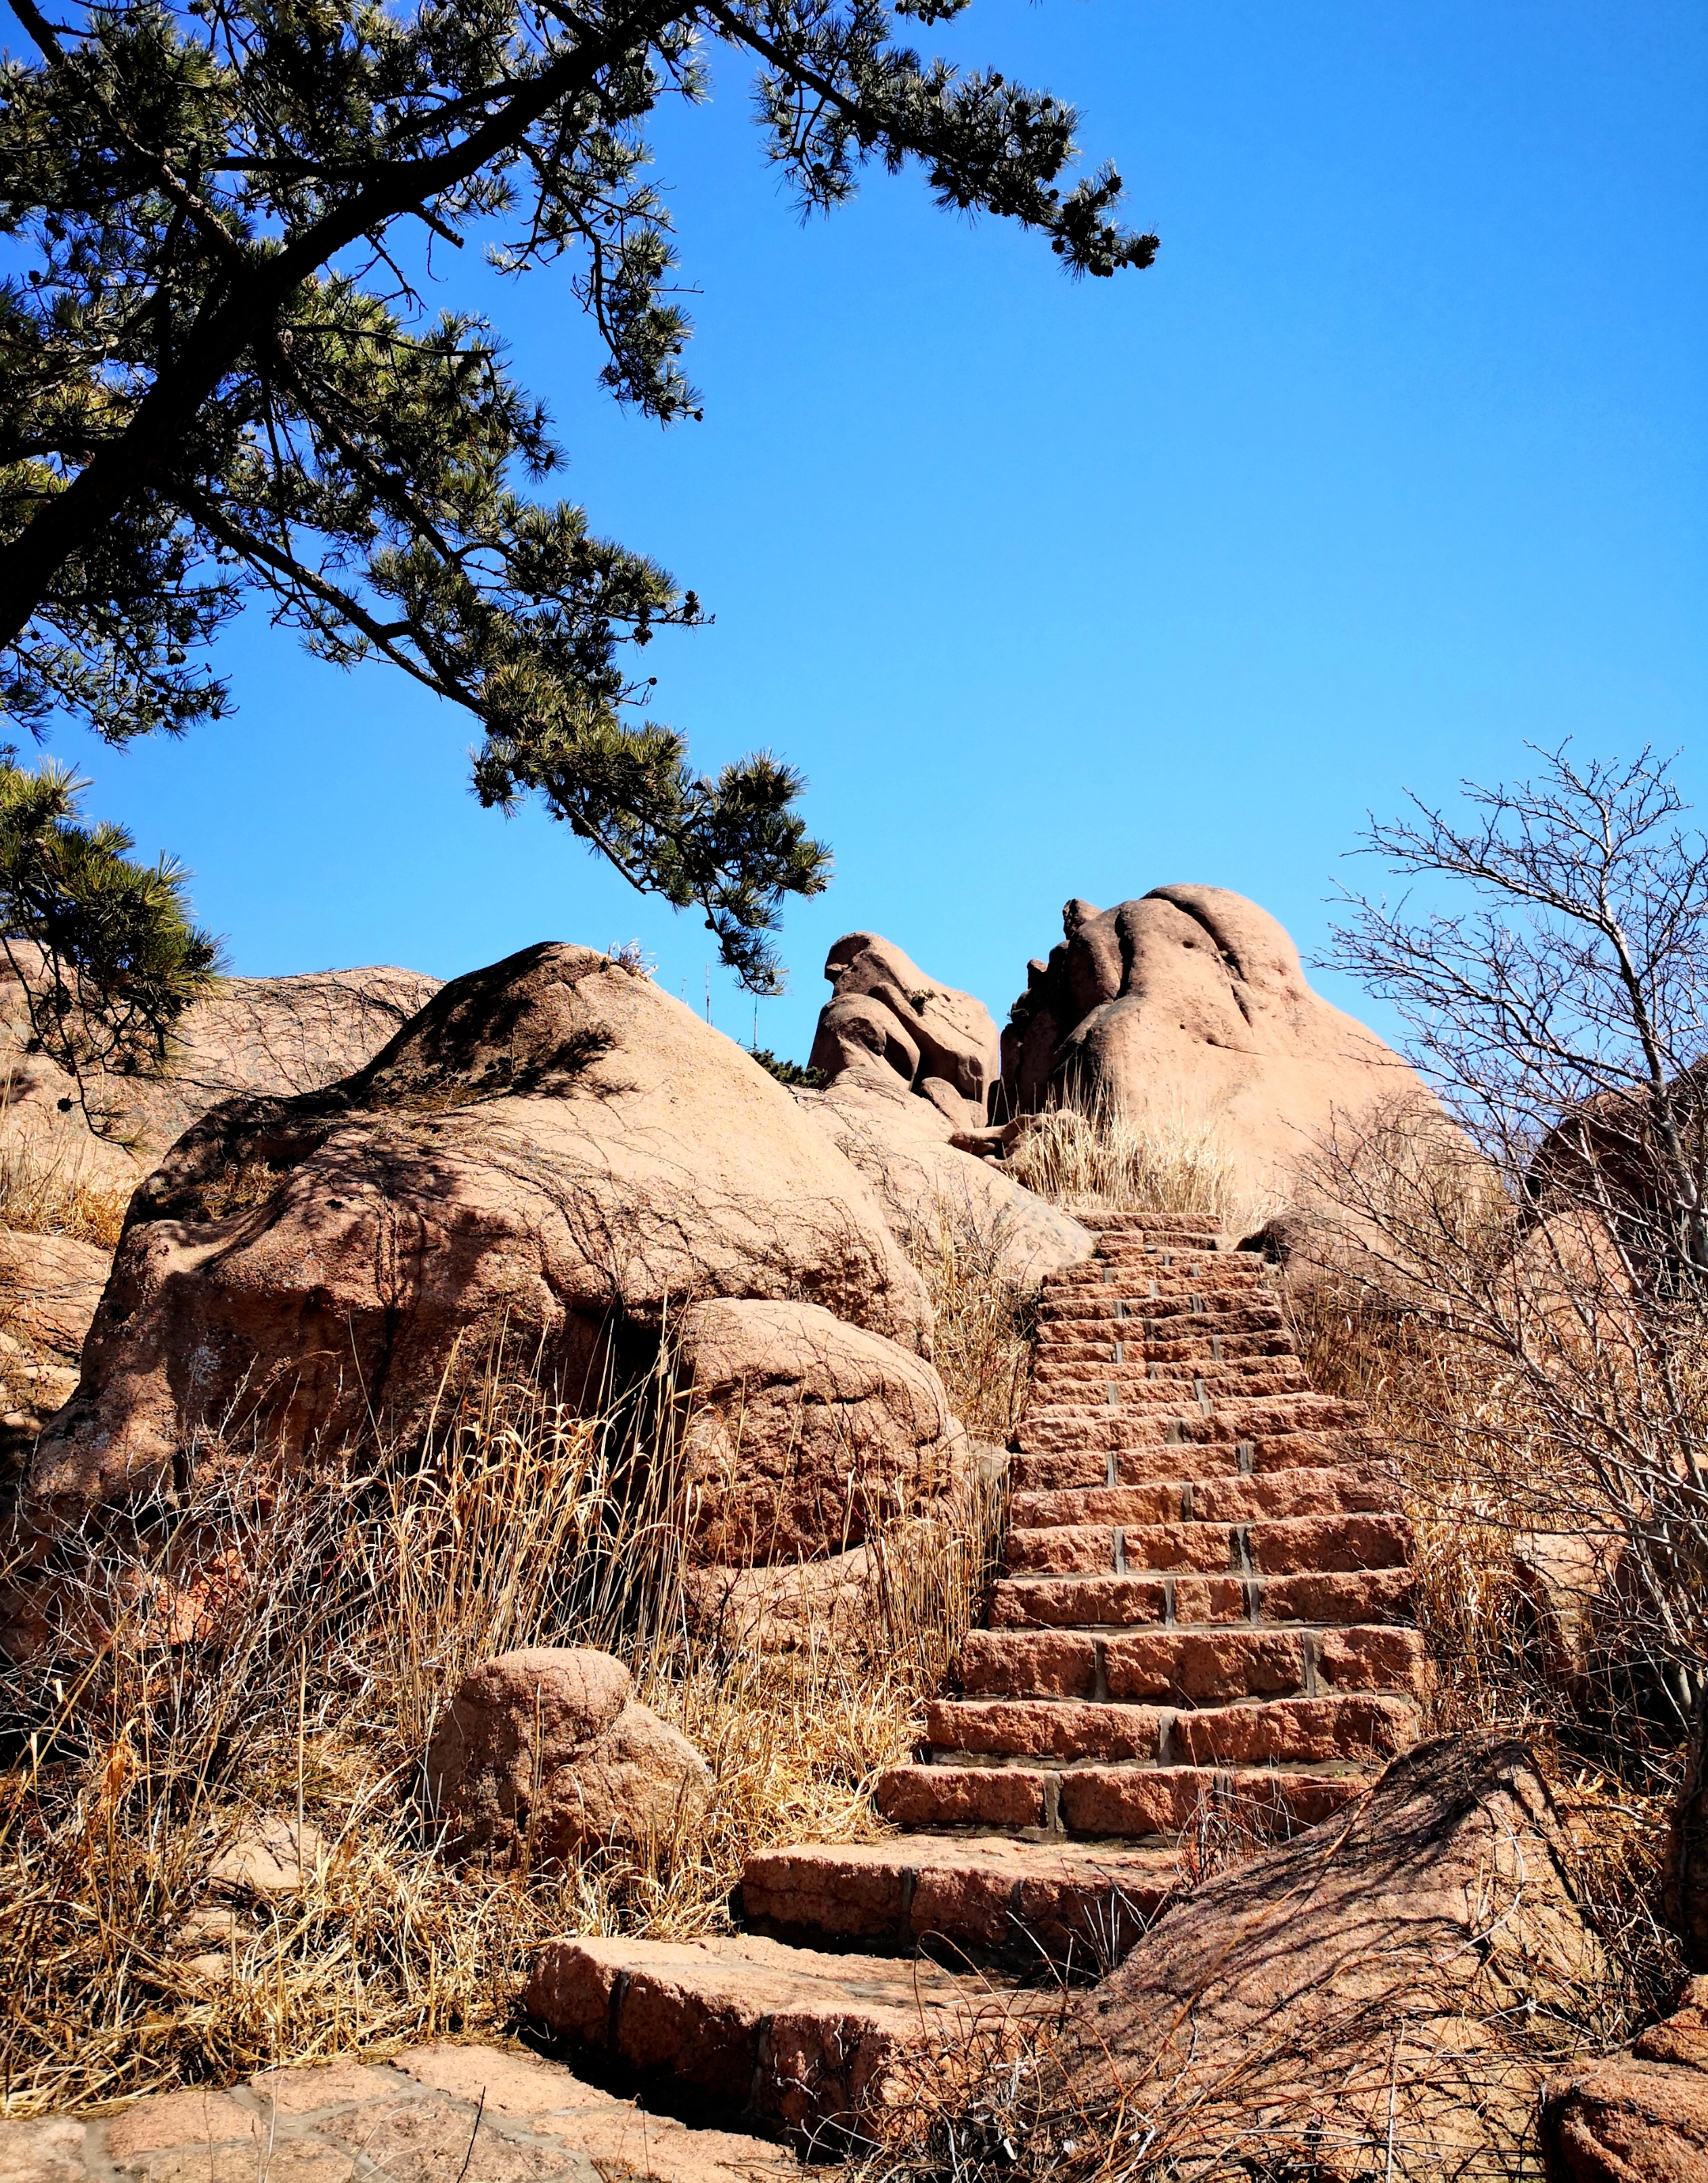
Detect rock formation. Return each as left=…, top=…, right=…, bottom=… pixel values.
left=14, top=944, right=929, bottom=1549
left=795, top=1064, right=1093, bottom=1287
left=425, top=1648, right=712, bottom=1863
left=677, top=1297, right=966, bottom=1564
left=999, top=887, right=1432, bottom=1197
left=809, top=933, right=1001, bottom=1131
left=1049, top=1732, right=1605, bottom=2177
left=0, top=955, right=442, bottom=1192
left=1544, top=1977, right=1708, bottom=2179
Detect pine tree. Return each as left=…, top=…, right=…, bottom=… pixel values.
left=0, top=1, right=1156, bottom=988
left=0, top=759, right=222, bottom=1128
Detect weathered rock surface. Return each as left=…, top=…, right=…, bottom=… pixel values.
left=795, top=1064, right=1093, bottom=1285
left=523, top=1931, right=1038, bottom=2150
left=19, top=944, right=929, bottom=1537
left=0, top=2047, right=794, bottom=2183
left=809, top=934, right=1000, bottom=1130
left=426, top=1647, right=711, bottom=1863
left=0, top=957, right=441, bottom=1192
left=678, top=1296, right=965, bottom=1564
left=1047, top=1732, right=1606, bottom=2178
left=999, top=887, right=1434, bottom=1197
left=0, top=1228, right=108, bottom=1457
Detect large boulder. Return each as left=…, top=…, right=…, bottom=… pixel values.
left=678, top=1296, right=966, bottom=1564
left=999, top=887, right=1434, bottom=1197
left=809, top=933, right=1001, bottom=1130
left=795, top=1065, right=1093, bottom=1287
left=1048, top=1733, right=1607, bottom=2177
left=16, top=944, right=931, bottom=1542
left=425, top=1648, right=712, bottom=1863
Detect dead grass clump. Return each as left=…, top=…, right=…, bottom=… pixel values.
left=0, top=1327, right=996, bottom=2113
left=902, top=1189, right=1036, bottom=1444
left=0, top=1126, right=129, bottom=1247
left=1004, top=1092, right=1275, bottom=1239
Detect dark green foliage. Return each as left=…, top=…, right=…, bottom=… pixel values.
left=0, top=0, right=1156, bottom=989
left=0, top=758, right=223, bottom=1126
left=748, top=1046, right=825, bottom=1088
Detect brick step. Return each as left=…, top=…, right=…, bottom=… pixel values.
left=738, top=1833, right=1180, bottom=1966
left=956, top=1619, right=1423, bottom=1704
left=1042, top=1266, right=1265, bottom=1292
left=1008, top=1466, right=1393, bottom=1530
left=925, top=1691, right=1420, bottom=1766
left=1004, top=1511, right=1410, bottom=1580
left=523, top=1933, right=1038, bottom=2149
left=1030, top=1360, right=1308, bottom=1401
left=1016, top=1392, right=1368, bottom=1456
left=989, top=1564, right=1412, bottom=1633
left=1065, top=1209, right=1223, bottom=1235
left=873, top=1759, right=1369, bottom=1840
left=1037, top=1328, right=1292, bottom=1368
left=1007, top=1427, right=1375, bottom=1496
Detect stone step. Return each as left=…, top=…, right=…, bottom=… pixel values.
left=956, top=1618, right=1424, bottom=1703
left=523, top=1933, right=1039, bottom=2151
left=1016, top=1391, right=1368, bottom=1456
left=1003, top=1511, right=1410, bottom=1580
left=1065, top=1209, right=1222, bottom=1236
left=924, top=1691, right=1419, bottom=1766
left=1007, top=1427, right=1377, bottom=1496
left=873, top=1759, right=1368, bottom=1839
left=1037, top=1333, right=1293, bottom=1372
left=988, top=1561, right=1412, bottom=1633
left=739, top=1833, right=1180, bottom=1967
left=1041, top=1263, right=1267, bottom=1301
left=1029, top=1360, right=1309, bottom=1403
left=1007, top=1466, right=1393, bottom=1530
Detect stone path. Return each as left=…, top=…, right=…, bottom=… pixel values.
left=0, top=2048, right=795, bottom=2183
left=527, top=1212, right=1426, bottom=2144
left=2, top=1212, right=1426, bottom=2170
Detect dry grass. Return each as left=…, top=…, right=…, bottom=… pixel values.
left=0, top=1233, right=1009, bottom=2114
left=1003, top=1093, right=1277, bottom=1240
left=902, top=1190, right=1037, bottom=1446
left=0, top=1125, right=129, bottom=1248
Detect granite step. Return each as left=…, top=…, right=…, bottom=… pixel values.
left=1003, top=1511, right=1411, bottom=1579
left=955, top=1618, right=1425, bottom=1702
left=739, top=1833, right=1180, bottom=1966
left=1007, top=1465, right=1395, bottom=1530
left=1008, top=1426, right=1379, bottom=1495
left=924, top=1690, right=1421, bottom=1766
left=523, top=1933, right=1042, bottom=2151
left=873, top=1759, right=1368, bottom=1839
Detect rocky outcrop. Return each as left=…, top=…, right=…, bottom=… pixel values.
left=809, top=933, right=1001, bottom=1131
left=1543, top=1977, right=1708, bottom=2179
left=15, top=944, right=930, bottom=1546
left=1047, top=1733, right=1605, bottom=2178
left=678, top=1297, right=965, bottom=1564
left=999, top=887, right=1432, bottom=1196
left=0, top=1227, right=109, bottom=1458
left=0, top=956, right=442, bottom=1191
left=425, top=1648, right=712, bottom=1863
left=795, top=1065, right=1092, bottom=1286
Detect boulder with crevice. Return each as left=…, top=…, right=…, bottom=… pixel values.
left=13, top=944, right=931, bottom=1556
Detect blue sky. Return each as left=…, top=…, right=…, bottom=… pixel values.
left=45, top=0, right=1708, bottom=1063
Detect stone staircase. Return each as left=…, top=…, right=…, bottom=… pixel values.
left=525, top=1212, right=1426, bottom=2147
